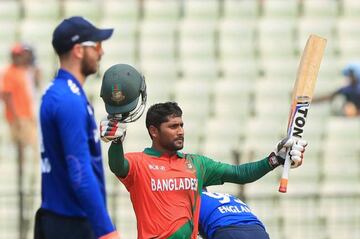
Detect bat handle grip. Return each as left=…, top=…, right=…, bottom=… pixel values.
left=279, top=149, right=292, bottom=193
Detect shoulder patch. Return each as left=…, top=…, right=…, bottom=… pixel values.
left=67, top=79, right=80, bottom=95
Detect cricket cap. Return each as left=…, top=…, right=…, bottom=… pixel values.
left=52, top=16, right=113, bottom=55
left=343, top=63, right=360, bottom=83
left=11, top=43, right=33, bottom=55
left=100, top=64, right=147, bottom=117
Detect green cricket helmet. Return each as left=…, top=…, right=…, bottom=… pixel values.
left=100, top=64, right=147, bottom=122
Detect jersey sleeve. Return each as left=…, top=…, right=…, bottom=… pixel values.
left=1, top=69, right=14, bottom=93
left=119, top=152, right=140, bottom=190
left=194, top=155, right=273, bottom=186
left=108, top=142, right=130, bottom=178
left=56, top=95, right=115, bottom=237
left=189, top=154, right=229, bottom=186
left=336, top=85, right=350, bottom=96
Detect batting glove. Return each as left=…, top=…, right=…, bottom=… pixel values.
left=100, top=118, right=127, bottom=144
left=268, top=137, right=308, bottom=169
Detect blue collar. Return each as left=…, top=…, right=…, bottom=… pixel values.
left=56, top=68, right=86, bottom=97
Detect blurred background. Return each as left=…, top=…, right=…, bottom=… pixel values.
left=0, top=0, right=360, bottom=238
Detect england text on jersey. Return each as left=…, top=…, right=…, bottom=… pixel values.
left=218, top=205, right=251, bottom=214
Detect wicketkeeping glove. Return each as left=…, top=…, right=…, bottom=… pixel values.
left=268, top=137, right=308, bottom=169
left=100, top=118, right=127, bottom=144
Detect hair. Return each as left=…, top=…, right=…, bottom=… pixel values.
left=145, top=102, right=182, bottom=130
left=57, top=49, right=71, bottom=62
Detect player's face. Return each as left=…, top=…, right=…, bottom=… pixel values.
left=158, top=116, right=184, bottom=151
left=81, top=42, right=103, bottom=76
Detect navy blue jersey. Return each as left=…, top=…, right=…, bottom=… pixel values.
left=39, top=69, right=115, bottom=237
left=199, top=192, right=265, bottom=239
left=337, top=84, right=360, bottom=109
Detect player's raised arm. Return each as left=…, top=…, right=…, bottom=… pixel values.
left=198, top=137, right=307, bottom=187
left=99, top=64, right=147, bottom=177
left=100, top=119, right=129, bottom=177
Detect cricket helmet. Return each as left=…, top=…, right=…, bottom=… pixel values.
left=100, top=64, right=147, bottom=122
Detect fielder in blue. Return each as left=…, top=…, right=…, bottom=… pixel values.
left=34, top=16, right=119, bottom=239
left=313, top=62, right=360, bottom=116
left=199, top=191, right=270, bottom=239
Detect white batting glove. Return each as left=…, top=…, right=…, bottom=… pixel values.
left=268, top=137, right=308, bottom=169
left=99, top=118, right=127, bottom=144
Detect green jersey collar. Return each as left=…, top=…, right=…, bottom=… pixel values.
left=144, top=147, right=184, bottom=158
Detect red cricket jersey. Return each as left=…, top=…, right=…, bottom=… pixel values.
left=120, top=148, right=199, bottom=239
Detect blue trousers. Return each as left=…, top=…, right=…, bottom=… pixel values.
left=34, top=208, right=96, bottom=239
left=213, top=224, right=270, bottom=239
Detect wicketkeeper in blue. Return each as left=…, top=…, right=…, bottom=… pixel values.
left=199, top=191, right=270, bottom=239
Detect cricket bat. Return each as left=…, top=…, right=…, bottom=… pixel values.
left=278, top=34, right=327, bottom=193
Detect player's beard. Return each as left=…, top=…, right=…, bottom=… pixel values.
left=81, top=51, right=99, bottom=77
left=161, top=137, right=184, bottom=152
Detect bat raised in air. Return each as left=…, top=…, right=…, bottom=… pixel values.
left=279, top=34, right=327, bottom=193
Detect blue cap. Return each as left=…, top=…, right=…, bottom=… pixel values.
left=342, top=62, right=360, bottom=83
left=52, top=16, right=113, bottom=55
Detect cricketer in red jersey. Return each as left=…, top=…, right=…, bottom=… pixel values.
left=100, top=102, right=307, bottom=239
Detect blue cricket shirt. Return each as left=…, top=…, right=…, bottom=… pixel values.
left=337, top=84, right=360, bottom=109
left=39, top=69, right=115, bottom=237
left=199, top=192, right=266, bottom=239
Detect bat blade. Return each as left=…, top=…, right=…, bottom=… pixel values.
left=279, top=34, right=327, bottom=193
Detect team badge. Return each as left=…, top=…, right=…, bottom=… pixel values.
left=184, top=156, right=196, bottom=173
left=111, top=84, right=125, bottom=104
left=187, top=162, right=193, bottom=169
